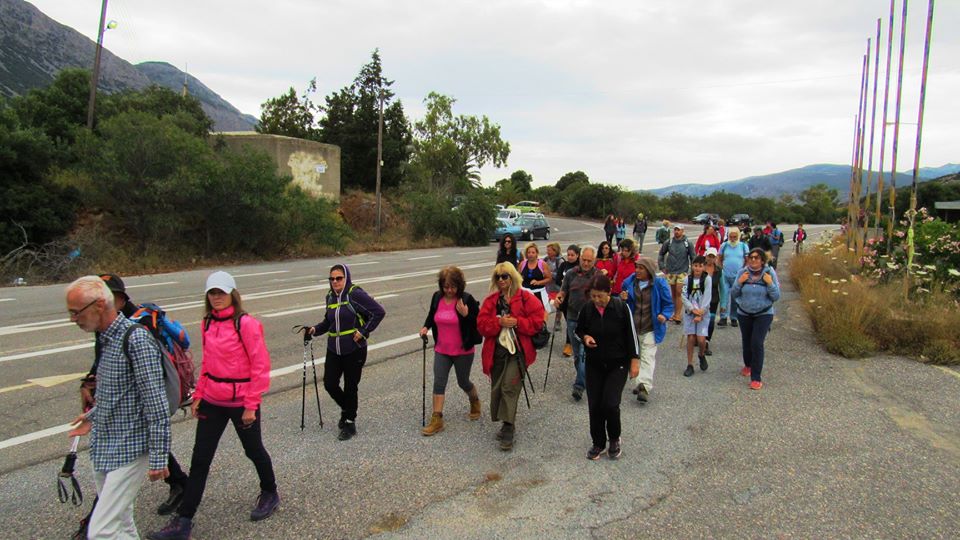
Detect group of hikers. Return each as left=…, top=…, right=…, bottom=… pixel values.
left=63, top=211, right=786, bottom=538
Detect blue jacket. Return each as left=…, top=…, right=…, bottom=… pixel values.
left=730, top=266, right=781, bottom=317
left=622, top=273, right=674, bottom=344
left=312, top=263, right=386, bottom=356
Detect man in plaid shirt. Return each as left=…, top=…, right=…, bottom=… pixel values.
left=67, top=276, right=171, bottom=539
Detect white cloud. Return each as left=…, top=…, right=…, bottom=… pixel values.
left=26, top=0, right=959, bottom=189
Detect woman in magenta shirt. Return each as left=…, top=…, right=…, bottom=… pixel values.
left=419, top=266, right=483, bottom=436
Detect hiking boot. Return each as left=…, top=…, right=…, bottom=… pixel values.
left=156, top=482, right=185, bottom=516
left=499, top=423, right=515, bottom=451
left=699, top=354, right=709, bottom=371
left=705, top=343, right=713, bottom=356
left=572, top=387, right=583, bottom=401
left=421, top=412, right=444, bottom=436
left=740, top=366, right=751, bottom=377
left=562, top=343, right=573, bottom=357
left=749, top=380, right=763, bottom=390
left=731, top=319, right=739, bottom=328
left=468, top=388, right=482, bottom=421
left=495, top=422, right=507, bottom=441
left=717, top=317, right=728, bottom=327
left=608, top=438, right=622, bottom=459
left=637, top=384, right=649, bottom=403
left=587, top=446, right=605, bottom=460
left=338, top=420, right=356, bottom=441
left=683, top=365, right=695, bottom=377
left=250, top=490, right=280, bottom=521
left=147, top=516, right=192, bottom=540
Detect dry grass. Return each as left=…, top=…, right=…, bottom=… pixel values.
left=791, top=248, right=960, bottom=365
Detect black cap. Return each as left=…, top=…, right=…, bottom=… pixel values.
left=99, top=273, right=129, bottom=300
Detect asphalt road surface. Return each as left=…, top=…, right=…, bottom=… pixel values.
left=1, top=218, right=956, bottom=539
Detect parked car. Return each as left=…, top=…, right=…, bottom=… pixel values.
left=727, top=213, right=753, bottom=230
left=498, top=208, right=521, bottom=222
left=514, top=214, right=551, bottom=240
left=691, top=213, right=721, bottom=225
left=508, top=200, right=541, bottom=214
left=492, top=218, right=524, bottom=242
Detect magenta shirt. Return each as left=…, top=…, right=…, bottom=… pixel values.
left=433, top=298, right=475, bottom=356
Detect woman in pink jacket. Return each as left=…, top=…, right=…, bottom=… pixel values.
left=150, top=271, right=278, bottom=540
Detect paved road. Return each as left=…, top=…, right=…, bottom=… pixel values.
left=2, top=220, right=956, bottom=539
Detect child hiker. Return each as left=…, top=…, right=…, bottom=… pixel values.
left=682, top=256, right=712, bottom=377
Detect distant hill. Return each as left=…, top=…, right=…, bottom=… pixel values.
left=643, top=163, right=960, bottom=199
left=0, top=0, right=256, bottom=132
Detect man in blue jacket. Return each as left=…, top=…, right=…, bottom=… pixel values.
left=620, top=257, right=674, bottom=403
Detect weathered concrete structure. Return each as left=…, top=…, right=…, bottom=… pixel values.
left=217, top=132, right=341, bottom=201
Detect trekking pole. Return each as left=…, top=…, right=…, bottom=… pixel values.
left=543, top=312, right=561, bottom=391
left=516, top=354, right=532, bottom=409
left=421, top=334, right=428, bottom=427
left=308, top=339, right=323, bottom=428
left=57, top=436, right=83, bottom=506
left=292, top=325, right=311, bottom=431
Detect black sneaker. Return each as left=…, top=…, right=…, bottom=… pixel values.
left=731, top=319, right=739, bottom=328
left=717, top=318, right=728, bottom=327
left=586, top=446, right=605, bottom=460
left=156, top=482, right=185, bottom=516
left=337, top=420, right=356, bottom=441
left=631, top=384, right=640, bottom=395
left=608, top=438, right=622, bottom=459
left=683, top=365, right=695, bottom=377
left=250, top=490, right=280, bottom=521
left=637, top=384, right=649, bottom=403
left=499, top=423, right=515, bottom=451
left=705, top=343, right=713, bottom=356
left=147, top=516, right=192, bottom=540
left=699, top=354, right=709, bottom=371
left=572, top=387, right=583, bottom=401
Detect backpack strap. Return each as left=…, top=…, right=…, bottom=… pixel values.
left=202, top=312, right=250, bottom=358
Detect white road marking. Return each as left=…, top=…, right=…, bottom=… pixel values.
left=348, top=261, right=381, bottom=267
left=0, top=343, right=92, bottom=364
left=125, top=281, right=179, bottom=289
left=0, top=372, right=88, bottom=394
left=408, top=255, right=441, bottom=260
left=263, top=306, right=323, bottom=318
left=0, top=333, right=425, bottom=450
left=457, top=250, right=489, bottom=255
left=376, top=294, right=398, bottom=300
left=233, top=270, right=290, bottom=278
left=0, top=298, right=15, bottom=302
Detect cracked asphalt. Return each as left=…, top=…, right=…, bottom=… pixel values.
left=2, top=240, right=958, bottom=539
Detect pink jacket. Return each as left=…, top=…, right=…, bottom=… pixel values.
left=195, top=306, right=271, bottom=410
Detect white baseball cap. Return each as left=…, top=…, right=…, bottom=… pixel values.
left=204, top=271, right=236, bottom=294
left=705, top=247, right=719, bottom=257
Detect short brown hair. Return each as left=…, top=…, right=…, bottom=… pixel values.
left=437, top=266, right=466, bottom=295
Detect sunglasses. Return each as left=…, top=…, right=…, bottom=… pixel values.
left=495, top=274, right=511, bottom=281
left=329, top=276, right=345, bottom=282
left=747, top=255, right=761, bottom=260
left=68, top=298, right=98, bottom=318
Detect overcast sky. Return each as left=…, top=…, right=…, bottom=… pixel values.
left=27, top=0, right=959, bottom=190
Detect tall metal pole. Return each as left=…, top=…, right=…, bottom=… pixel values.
left=905, top=0, right=935, bottom=286
left=886, top=0, right=909, bottom=254
left=85, top=0, right=109, bottom=129
left=849, top=53, right=867, bottom=246
left=855, top=42, right=871, bottom=257
left=847, top=113, right=860, bottom=245
left=875, top=0, right=896, bottom=239
left=375, top=89, right=384, bottom=236
left=864, top=21, right=881, bottom=237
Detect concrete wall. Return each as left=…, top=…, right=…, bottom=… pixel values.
left=217, top=132, right=341, bottom=201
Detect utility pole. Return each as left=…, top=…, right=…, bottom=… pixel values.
left=375, top=88, right=385, bottom=236
left=886, top=0, right=909, bottom=254
left=875, top=0, right=896, bottom=239
left=905, top=0, right=935, bottom=290
left=85, top=0, right=109, bottom=129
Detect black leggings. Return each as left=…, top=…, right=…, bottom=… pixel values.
left=178, top=401, right=276, bottom=519
left=324, top=346, right=367, bottom=422
left=584, top=361, right=628, bottom=448
left=432, top=352, right=475, bottom=395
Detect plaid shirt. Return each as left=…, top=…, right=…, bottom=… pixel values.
left=90, top=315, right=170, bottom=472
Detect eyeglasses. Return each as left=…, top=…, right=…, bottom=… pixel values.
left=68, top=298, right=98, bottom=318
left=503, top=239, right=513, bottom=243
left=329, top=276, right=345, bottom=282
left=747, top=255, right=761, bottom=260
left=495, top=274, right=511, bottom=281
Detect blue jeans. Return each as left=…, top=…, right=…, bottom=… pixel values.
left=738, top=313, right=773, bottom=382
left=722, top=273, right=739, bottom=321
left=566, top=319, right=586, bottom=390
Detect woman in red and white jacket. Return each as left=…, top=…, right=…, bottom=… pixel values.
left=151, top=271, right=278, bottom=540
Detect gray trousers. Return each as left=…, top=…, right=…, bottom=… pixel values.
left=490, top=346, right=523, bottom=424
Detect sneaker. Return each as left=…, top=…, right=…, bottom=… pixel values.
left=499, top=423, right=515, bottom=451
left=586, top=446, right=605, bottom=460
left=608, top=438, right=622, bottom=459
left=749, top=380, right=763, bottom=390
left=147, top=516, right=192, bottom=540
left=740, top=366, right=751, bottom=377
left=637, top=384, right=649, bottom=403
left=156, top=482, right=185, bottom=516
left=683, top=365, right=694, bottom=377
left=717, top=317, right=728, bottom=327
left=250, top=490, right=280, bottom=521
left=337, top=420, right=356, bottom=441
left=572, top=387, right=583, bottom=401
left=731, top=319, right=739, bottom=328
left=699, top=354, right=709, bottom=371
left=562, top=343, right=573, bottom=357
left=631, top=384, right=639, bottom=395
left=704, top=343, right=713, bottom=356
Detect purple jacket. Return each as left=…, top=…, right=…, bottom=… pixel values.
left=312, top=263, right=386, bottom=356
